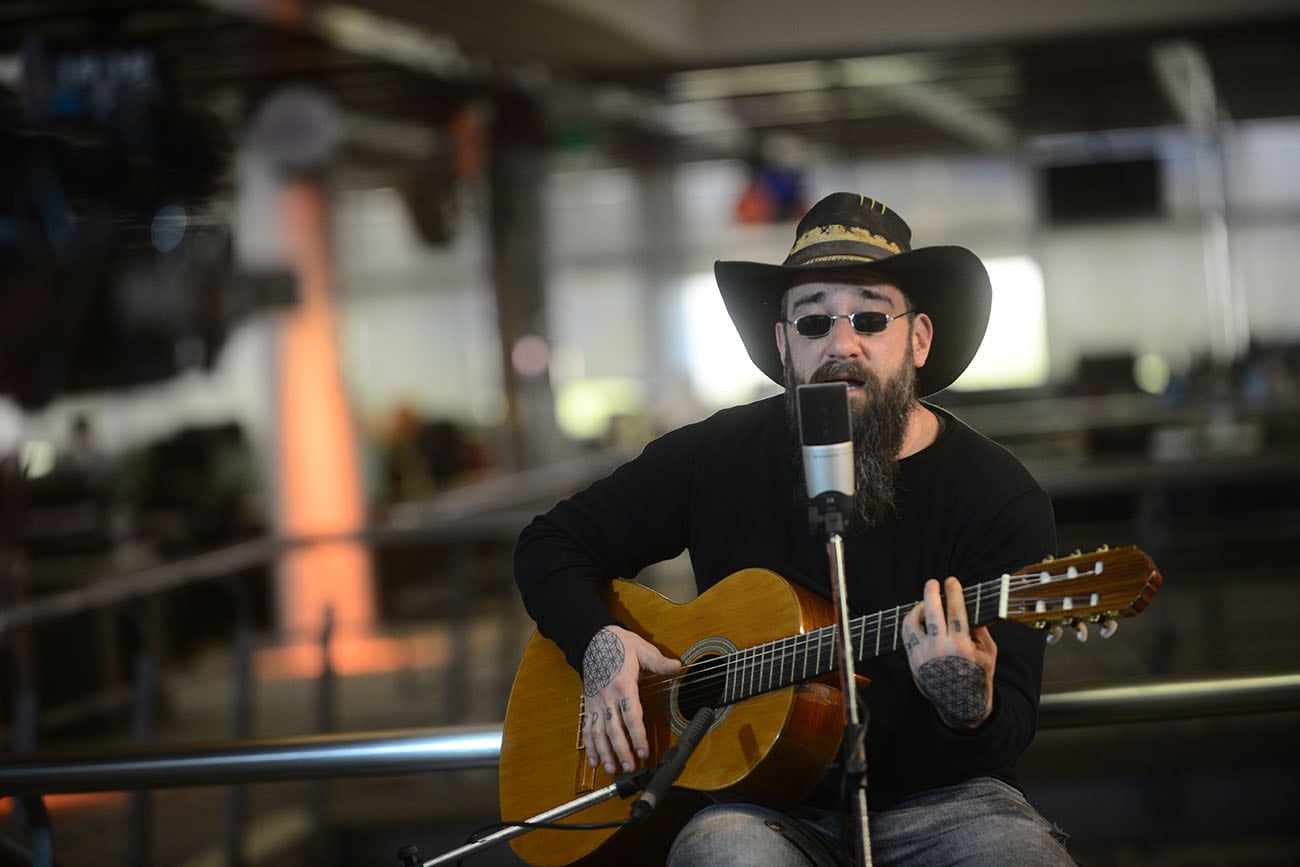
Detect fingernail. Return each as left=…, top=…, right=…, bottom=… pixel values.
left=637, top=748, right=647, bottom=758
left=623, top=762, right=633, bottom=772
left=604, top=763, right=615, bottom=774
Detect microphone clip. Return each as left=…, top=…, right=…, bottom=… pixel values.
left=808, top=491, right=851, bottom=536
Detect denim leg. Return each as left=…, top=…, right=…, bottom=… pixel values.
left=866, top=777, right=1075, bottom=867
left=667, top=803, right=846, bottom=867
left=669, top=778, right=1071, bottom=867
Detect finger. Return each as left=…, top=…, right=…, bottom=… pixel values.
left=922, top=578, right=944, bottom=637
left=602, top=698, right=637, bottom=773
left=642, top=652, right=683, bottom=676
left=970, top=624, right=998, bottom=661
left=582, top=707, right=597, bottom=766
left=583, top=702, right=614, bottom=771
left=618, top=695, right=651, bottom=761
left=902, top=603, right=925, bottom=657
left=944, top=576, right=968, bottom=636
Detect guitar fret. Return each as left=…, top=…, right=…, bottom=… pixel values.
left=765, top=642, right=774, bottom=692
left=799, top=633, right=809, bottom=681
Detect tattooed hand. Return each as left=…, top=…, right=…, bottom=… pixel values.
left=901, top=576, right=997, bottom=729
left=581, top=625, right=681, bottom=777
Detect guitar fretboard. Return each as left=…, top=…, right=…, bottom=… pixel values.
left=719, top=575, right=1009, bottom=706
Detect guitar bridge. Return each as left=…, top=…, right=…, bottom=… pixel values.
left=574, top=694, right=599, bottom=793
left=576, top=695, right=586, bottom=751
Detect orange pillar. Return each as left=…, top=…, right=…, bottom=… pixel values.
left=273, top=179, right=375, bottom=652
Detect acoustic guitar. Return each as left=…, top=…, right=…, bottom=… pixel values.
left=499, top=545, right=1161, bottom=866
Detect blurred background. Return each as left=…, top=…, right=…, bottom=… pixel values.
left=1, top=0, right=1299, bottom=864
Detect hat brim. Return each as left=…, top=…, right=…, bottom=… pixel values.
left=715, top=246, right=992, bottom=397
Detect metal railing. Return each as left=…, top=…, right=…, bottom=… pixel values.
left=3, top=671, right=1299, bottom=798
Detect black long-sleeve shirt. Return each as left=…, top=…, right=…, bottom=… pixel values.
left=514, top=396, right=1057, bottom=810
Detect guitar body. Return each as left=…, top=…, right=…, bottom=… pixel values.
left=499, top=569, right=847, bottom=866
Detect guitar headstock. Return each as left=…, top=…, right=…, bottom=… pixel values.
left=1003, top=545, right=1162, bottom=641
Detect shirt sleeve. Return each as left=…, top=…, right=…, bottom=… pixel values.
left=923, top=485, right=1057, bottom=778
left=513, top=425, right=700, bottom=672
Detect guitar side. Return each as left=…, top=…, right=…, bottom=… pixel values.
left=499, top=570, right=844, bottom=867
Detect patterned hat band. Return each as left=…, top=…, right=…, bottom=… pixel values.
left=783, top=224, right=908, bottom=267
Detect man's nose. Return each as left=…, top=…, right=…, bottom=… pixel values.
left=825, top=316, right=862, bottom=356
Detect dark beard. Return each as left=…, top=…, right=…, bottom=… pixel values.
left=785, top=353, right=918, bottom=529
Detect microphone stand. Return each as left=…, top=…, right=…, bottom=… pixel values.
left=810, top=495, right=872, bottom=867
left=399, top=706, right=716, bottom=866
left=398, top=771, right=648, bottom=866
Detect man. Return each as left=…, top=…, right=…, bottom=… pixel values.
left=514, top=193, right=1072, bottom=865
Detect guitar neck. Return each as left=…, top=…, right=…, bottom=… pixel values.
left=717, top=575, right=1007, bottom=707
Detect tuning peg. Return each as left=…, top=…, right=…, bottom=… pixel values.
left=1071, top=549, right=1082, bottom=557
left=1045, top=625, right=1064, bottom=644
left=1073, top=622, right=1089, bottom=642
left=1096, top=543, right=1110, bottom=552
left=1099, top=619, right=1118, bottom=638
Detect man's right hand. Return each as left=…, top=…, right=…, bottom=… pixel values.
left=581, top=625, right=681, bottom=776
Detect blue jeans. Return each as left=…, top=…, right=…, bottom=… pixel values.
left=666, top=777, right=1074, bottom=867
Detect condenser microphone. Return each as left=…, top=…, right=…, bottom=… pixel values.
left=797, top=382, right=854, bottom=533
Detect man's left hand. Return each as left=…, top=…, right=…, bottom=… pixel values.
left=901, top=576, right=996, bottom=729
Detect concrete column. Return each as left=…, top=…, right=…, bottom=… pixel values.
left=488, top=91, right=568, bottom=469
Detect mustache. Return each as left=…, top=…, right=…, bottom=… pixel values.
left=810, top=361, right=875, bottom=385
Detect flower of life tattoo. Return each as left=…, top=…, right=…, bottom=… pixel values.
left=583, top=629, right=625, bottom=697
left=917, top=656, right=987, bottom=727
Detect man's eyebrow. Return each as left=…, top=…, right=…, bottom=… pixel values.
left=789, top=286, right=891, bottom=312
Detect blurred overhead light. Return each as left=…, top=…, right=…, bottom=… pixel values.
left=1151, top=41, right=1222, bottom=135
left=842, top=55, right=1014, bottom=151
left=317, top=4, right=470, bottom=78
left=202, top=0, right=471, bottom=79
left=672, top=61, right=831, bottom=101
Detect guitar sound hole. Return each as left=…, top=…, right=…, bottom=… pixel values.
left=675, top=655, right=726, bottom=723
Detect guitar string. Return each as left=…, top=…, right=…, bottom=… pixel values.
left=619, top=568, right=1114, bottom=709
left=632, top=578, right=1099, bottom=709
left=632, top=584, right=989, bottom=707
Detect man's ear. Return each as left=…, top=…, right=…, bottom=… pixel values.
left=911, top=312, right=934, bottom=368
left=775, top=319, right=788, bottom=360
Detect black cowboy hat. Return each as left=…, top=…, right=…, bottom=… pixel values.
left=714, top=192, right=992, bottom=397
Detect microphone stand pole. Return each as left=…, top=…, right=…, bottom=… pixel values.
left=813, top=499, right=872, bottom=867
left=399, top=772, right=648, bottom=867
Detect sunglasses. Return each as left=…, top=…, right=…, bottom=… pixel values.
left=787, top=310, right=916, bottom=338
